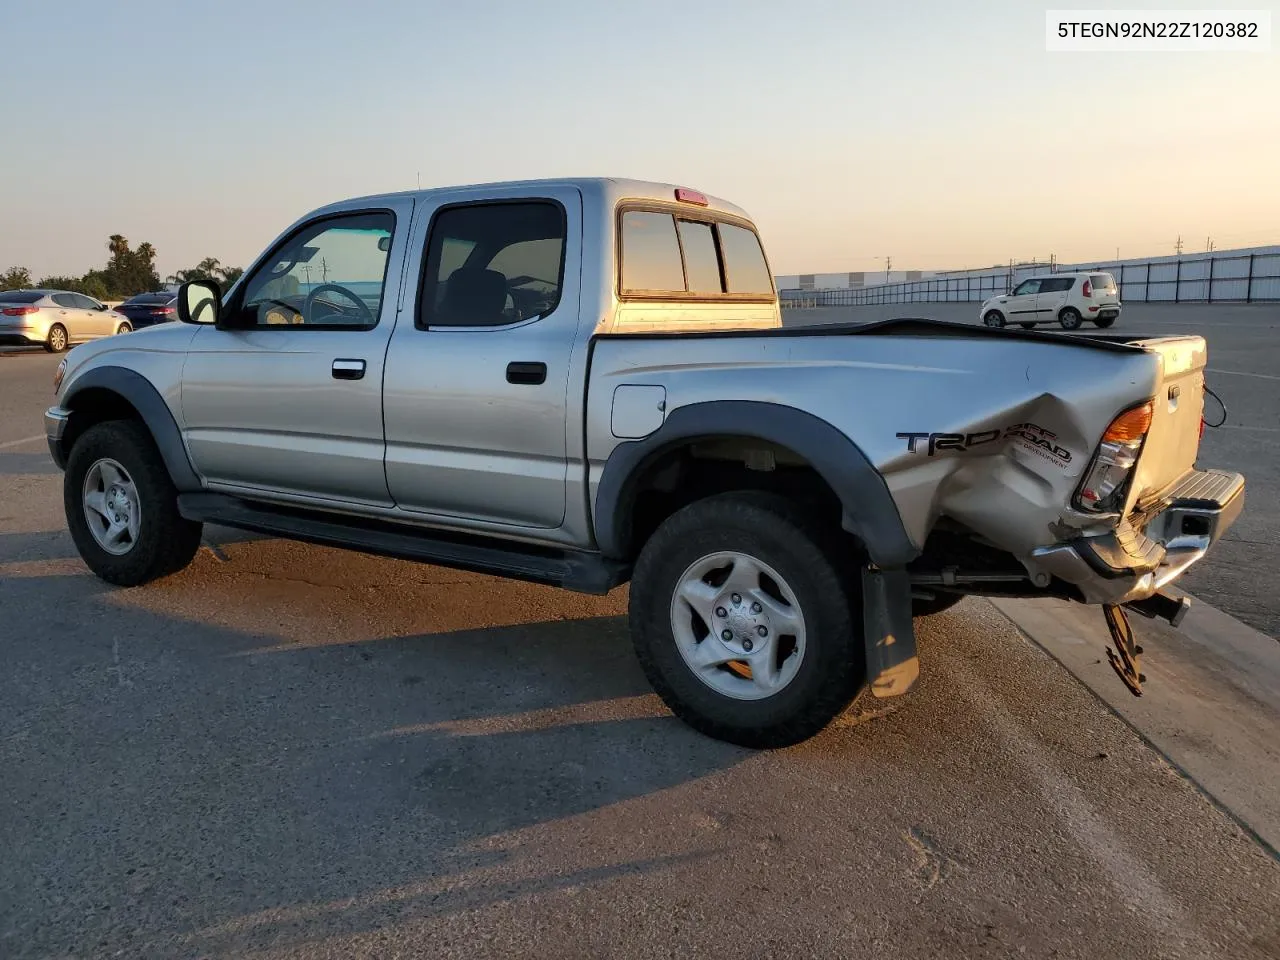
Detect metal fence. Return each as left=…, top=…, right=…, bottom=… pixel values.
left=781, top=249, right=1280, bottom=307
left=1069, top=253, right=1280, bottom=304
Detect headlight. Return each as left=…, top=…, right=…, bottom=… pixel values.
left=53, top=358, right=67, bottom=394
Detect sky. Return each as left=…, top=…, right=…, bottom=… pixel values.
left=1, top=0, right=1278, bottom=280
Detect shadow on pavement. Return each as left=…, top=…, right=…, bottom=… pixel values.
left=1, top=569, right=745, bottom=958
left=0, top=451, right=59, bottom=477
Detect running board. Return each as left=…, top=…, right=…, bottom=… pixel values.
left=177, top=493, right=629, bottom=595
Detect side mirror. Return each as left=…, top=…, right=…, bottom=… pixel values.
left=96, top=303, right=109, bottom=311
left=177, top=280, right=221, bottom=325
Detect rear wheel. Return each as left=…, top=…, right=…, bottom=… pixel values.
left=45, top=323, right=68, bottom=353
left=629, top=491, right=864, bottom=748
left=115, top=321, right=133, bottom=335
left=64, top=420, right=202, bottom=586
left=1058, top=307, right=1083, bottom=330
left=1093, top=315, right=1116, bottom=328
left=983, top=310, right=1006, bottom=328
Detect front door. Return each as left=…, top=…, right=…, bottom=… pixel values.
left=180, top=200, right=414, bottom=507
left=382, top=190, right=580, bottom=529
left=1004, top=278, right=1042, bottom=323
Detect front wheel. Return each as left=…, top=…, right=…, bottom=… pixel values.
left=1058, top=307, right=1083, bottom=330
left=64, top=420, right=203, bottom=586
left=629, top=492, right=864, bottom=748
left=983, top=310, right=1005, bottom=328
left=115, top=321, right=133, bottom=335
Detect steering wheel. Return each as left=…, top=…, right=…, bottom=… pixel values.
left=303, top=284, right=375, bottom=325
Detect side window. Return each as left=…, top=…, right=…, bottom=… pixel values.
left=72, top=294, right=100, bottom=310
left=233, top=211, right=394, bottom=329
left=418, top=201, right=566, bottom=328
left=51, top=293, right=78, bottom=308
left=620, top=211, right=685, bottom=293
left=1012, top=279, right=1042, bottom=296
left=677, top=220, right=722, bottom=294
left=717, top=223, right=773, bottom=295
left=1048, top=277, right=1075, bottom=292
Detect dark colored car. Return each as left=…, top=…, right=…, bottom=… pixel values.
left=114, top=292, right=178, bottom=329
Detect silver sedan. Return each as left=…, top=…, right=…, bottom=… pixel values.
left=0, top=289, right=133, bottom=352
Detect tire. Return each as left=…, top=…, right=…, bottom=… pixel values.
left=1058, top=307, right=1083, bottom=330
left=912, top=593, right=963, bottom=617
left=983, top=310, right=1005, bottom=328
left=45, top=323, right=68, bottom=353
left=63, top=420, right=202, bottom=587
left=115, top=321, right=133, bottom=335
left=1093, top=316, right=1116, bottom=328
left=629, top=491, right=864, bottom=748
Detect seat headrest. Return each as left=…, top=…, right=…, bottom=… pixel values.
left=439, top=267, right=507, bottom=325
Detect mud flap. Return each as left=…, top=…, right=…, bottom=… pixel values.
left=862, top=566, right=919, bottom=698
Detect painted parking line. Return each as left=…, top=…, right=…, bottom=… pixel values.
left=1207, top=368, right=1280, bottom=382
left=0, top=434, right=45, bottom=450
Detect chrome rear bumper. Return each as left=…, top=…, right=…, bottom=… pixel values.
left=1032, top=468, right=1245, bottom=605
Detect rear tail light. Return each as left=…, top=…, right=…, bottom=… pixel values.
left=149, top=307, right=175, bottom=316
left=1075, top=400, right=1154, bottom=513
left=2, top=306, right=38, bottom=316
left=1082, top=279, right=1093, bottom=298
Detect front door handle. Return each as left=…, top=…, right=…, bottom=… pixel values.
left=332, top=358, right=366, bottom=381
left=506, top=361, right=547, bottom=385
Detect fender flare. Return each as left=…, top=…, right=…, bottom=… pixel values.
left=59, top=365, right=202, bottom=491
left=593, top=400, right=917, bottom=567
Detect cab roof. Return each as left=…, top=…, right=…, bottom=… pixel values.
left=315, top=177, right=754, bottom=222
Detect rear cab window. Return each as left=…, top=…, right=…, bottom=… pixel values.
left=618, top=205, right=774, bottom=300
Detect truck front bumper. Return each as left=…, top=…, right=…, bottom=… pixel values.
left=1031, top=468, right=1245, bottom=605
left=45, top=406, right=70, bottom=469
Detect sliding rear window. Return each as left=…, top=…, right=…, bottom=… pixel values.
left=619, top=208, right=773, bottom=299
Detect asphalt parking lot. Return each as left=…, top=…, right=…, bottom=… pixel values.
left=784, top=302, right=1280, bottom=638
left=2, top=332, right=1278, bottom=959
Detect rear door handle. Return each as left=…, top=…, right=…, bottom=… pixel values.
left=332, top=358, right=366, bottom=380
left=506, top=361, right=547, bottom=385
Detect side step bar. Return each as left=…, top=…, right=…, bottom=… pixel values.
left=177, top=493, right=630, bottom=595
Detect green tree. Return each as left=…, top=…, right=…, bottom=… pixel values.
left=1, top=266, right=33, bottom=291
left=35, top=274, right=83, bottom=292
left=102, top=235, right=160, bottom=297
left=168, top=257, right=244, bottom=291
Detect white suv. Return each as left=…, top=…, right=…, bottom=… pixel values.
left=980, top=272, right=1121, bottom=330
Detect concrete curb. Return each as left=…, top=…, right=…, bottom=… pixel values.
left=988, top=594, right=1280, bottom=859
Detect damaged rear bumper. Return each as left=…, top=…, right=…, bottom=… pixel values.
left=1031, top=468, right=1245, bottom=605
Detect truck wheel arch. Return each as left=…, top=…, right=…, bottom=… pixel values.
left=594, top=400, right=917, bottom=568
left=57, top=366, right=202, bottom=492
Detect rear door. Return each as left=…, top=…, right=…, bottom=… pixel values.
left=1038, top=276, right=1076, bottom=320
left=382, top=187, right=581, bottom=529
left=49, top=294, right=85, bottom=341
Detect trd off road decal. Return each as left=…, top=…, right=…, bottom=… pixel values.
left=896, top=423, right=1072, bottom=467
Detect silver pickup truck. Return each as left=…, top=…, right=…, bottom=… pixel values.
left=45, top=178, right=1244, bottom=747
